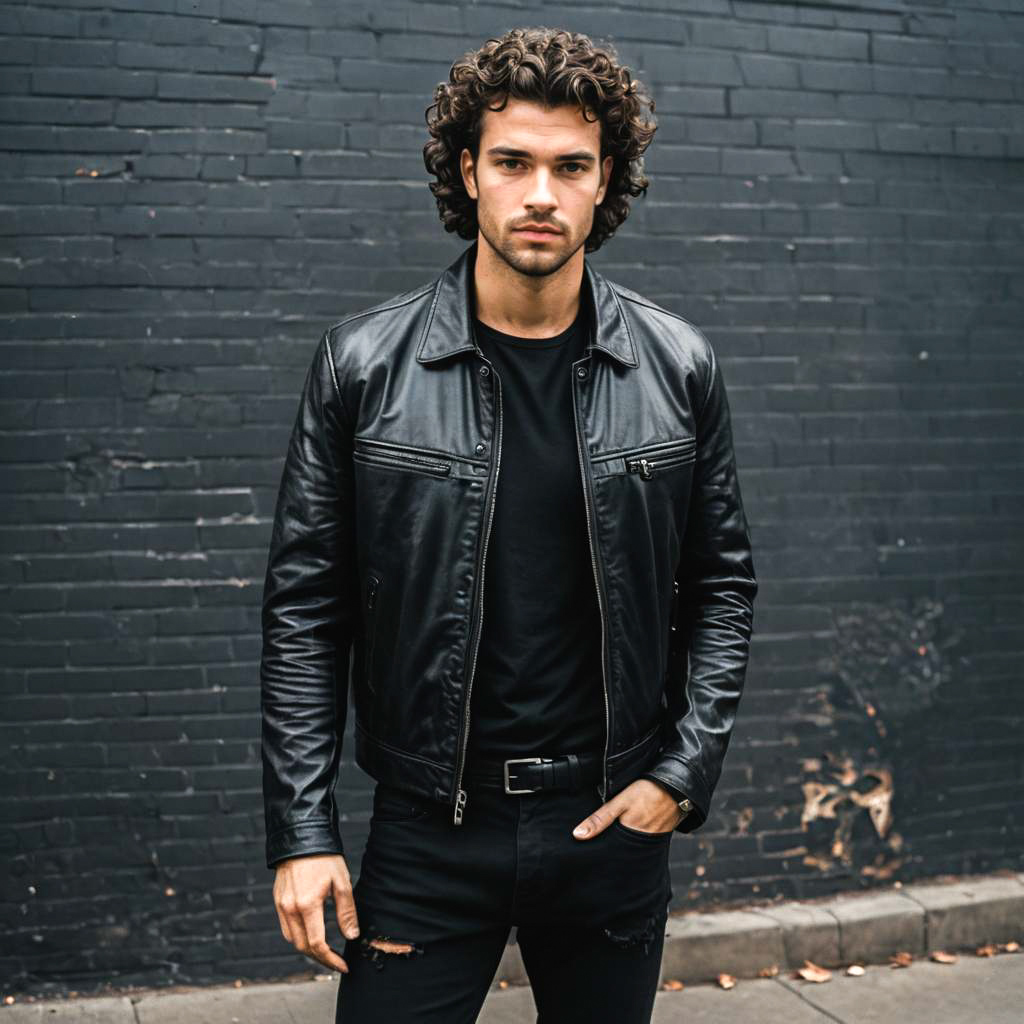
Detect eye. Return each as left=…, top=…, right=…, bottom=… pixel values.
left=562, top=162, right=585, bottom=173
left=499, top=159, right=521, bottom=170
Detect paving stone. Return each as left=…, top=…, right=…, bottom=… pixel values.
left=0, top=997, right=136, bottom=1022
left=775, top=948, right=1024, bottom=1024
left=135, top=979, right=337, bottom=1024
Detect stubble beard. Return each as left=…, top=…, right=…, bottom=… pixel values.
left=476, top=212, right=584, bottom=280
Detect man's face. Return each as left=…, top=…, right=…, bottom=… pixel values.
left=460, top=98, right=614, bottom=278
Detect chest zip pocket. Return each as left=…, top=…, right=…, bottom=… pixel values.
left=365, top=571, right=382, bottom=694
left=353, top=439, right=453, bottom=478
left=624, top=437, right=697, bottom=479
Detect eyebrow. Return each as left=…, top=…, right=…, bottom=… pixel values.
left=485, top=146, right=596, bottom=163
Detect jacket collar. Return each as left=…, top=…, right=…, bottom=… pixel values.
left=416, top=239, right=639, bottom=368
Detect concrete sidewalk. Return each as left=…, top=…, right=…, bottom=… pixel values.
left=3, top=952, right=1021, bottom=1023
left=3, top=870, right=1021, bottom=1021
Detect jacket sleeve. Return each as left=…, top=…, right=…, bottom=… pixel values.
left=645, top=334, right=758, bottom=835
left=260, top=329, right=357, bottom=869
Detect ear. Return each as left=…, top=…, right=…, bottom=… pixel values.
left=596, top=154, right=613, bottom=205
left=460, top=147, right=478, bottom=200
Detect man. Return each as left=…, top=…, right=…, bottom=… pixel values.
left=261, top=27, right=757, bottom=1023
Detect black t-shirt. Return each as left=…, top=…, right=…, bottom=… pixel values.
left=466, top=300, right=607, bottom=760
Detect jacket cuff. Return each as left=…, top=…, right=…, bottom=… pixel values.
left=642, top=755, right=713, bottom=835
left=266, top=818, right=344, bottom=870
left=639, top=772, right=688, bottom=803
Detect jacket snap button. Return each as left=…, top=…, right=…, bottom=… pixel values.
left=479, top=365, right=489, bottom=376
left=475, top=442, right=487, bottom=454
left=576, top=366, right=588, bottom=379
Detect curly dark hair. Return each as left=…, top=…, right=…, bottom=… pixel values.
left=423, top=27, right=657, bottom=254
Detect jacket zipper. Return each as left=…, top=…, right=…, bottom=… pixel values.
left=620, top=437, right=696, bottom=480
left=625, top=448, right=695, bottom=479
left=452, top=359, right=504, bottom=825
left=572, top=357, right=611, bottom=802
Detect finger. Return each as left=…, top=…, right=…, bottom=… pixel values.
left=572, top=801, right=624, bottom=839
left=276, top=900, right=296, bottom=944
left=333, top=874, right=360, bottom=940
left=299, top=903, right=350, bottom=974
left=273, top=879, right=296, bottom=944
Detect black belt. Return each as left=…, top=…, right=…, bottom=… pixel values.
left=463, top=750, right=603, bottom=795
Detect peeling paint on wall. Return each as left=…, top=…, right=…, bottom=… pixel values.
left=800, top=755, right=902, bottom=874
left=794, top=598, right=961, bottom=879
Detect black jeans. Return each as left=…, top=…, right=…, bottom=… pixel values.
left=335, top=768, right=673, bottom=1023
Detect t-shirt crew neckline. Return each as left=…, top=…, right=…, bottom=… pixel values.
left=473, top=305, right=587, bottom=350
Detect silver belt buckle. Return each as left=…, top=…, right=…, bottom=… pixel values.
left=503, top=756, right=551, bottom=794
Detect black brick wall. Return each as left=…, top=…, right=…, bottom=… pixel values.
left=1, top=0, right=1022, bottom=998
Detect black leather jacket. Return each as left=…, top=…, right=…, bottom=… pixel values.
left=261, top=240, right=757, bottom=869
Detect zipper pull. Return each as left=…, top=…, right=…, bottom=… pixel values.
left=367, top=576, right=379, bottom=609
left=627, top=457, right=654, bottom=479
left=453, top=788, right=467, bottom=825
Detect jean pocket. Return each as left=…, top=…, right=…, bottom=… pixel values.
left=611, top=817, right=674, bottom=843
left=372, top=783, right=434, bottom=824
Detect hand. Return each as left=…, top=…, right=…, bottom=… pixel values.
left=273, top=853, right=360, bottom=973
left=571, top=778, right=685, bottom=839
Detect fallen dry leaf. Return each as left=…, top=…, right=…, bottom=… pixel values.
left=796, top=960, right=832, bottom=983
left=976, top=943, right=998, bottom=957
left=889, top=951, right=913, bottom=968
left=661, top=979, right=684, bottom=991
left=758, top=964, right=780, bottom=977
left=930, top=951, right=957, bottom=964
left=846, top=964, right=866, bottom=976
left=716, top=973, right=736, bottom=989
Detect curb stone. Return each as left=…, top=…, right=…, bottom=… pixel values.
left=650, top=871, right=1024, bottom=984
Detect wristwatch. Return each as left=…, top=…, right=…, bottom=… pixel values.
left=640, top=773, right=693, bottom=817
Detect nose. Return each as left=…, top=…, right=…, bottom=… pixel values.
left=523, top=167, right=557, bottom=212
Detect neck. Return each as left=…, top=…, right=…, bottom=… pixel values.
left=472, top=236, right=584, bottom=338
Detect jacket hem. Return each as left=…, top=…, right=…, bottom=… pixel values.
left=354, top=718, right=455, bottom=803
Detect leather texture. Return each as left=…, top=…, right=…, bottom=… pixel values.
left=260, top=240, right=758, bottom=869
